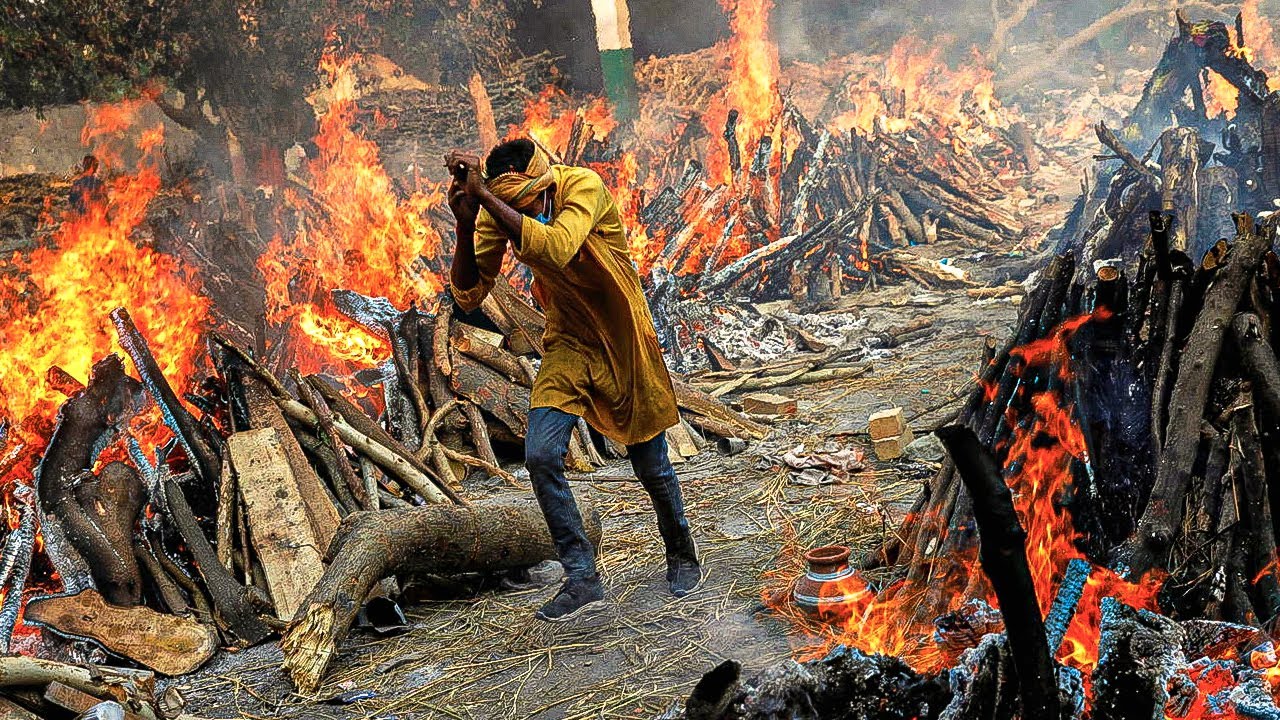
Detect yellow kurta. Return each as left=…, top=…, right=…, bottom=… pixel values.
left=451, top=165, right=679, bottom=445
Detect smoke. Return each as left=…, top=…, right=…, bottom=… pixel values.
left=509, top=0, right=1276, bottom=95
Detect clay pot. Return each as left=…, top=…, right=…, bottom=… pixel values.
left=793, top=545, right=856, bottom=617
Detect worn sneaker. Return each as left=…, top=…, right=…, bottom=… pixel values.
left=667, top=555, right=704, bottom=597
left=535, top=577, right=606, bottom=622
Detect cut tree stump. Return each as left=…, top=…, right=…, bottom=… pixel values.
left=229, top=428, right=326, bottom=621
left=281, top=495, right=603, bottom=693
left=24, top=590, right=216, bottom=676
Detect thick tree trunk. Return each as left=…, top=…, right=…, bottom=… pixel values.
left=281, top=495, right=603, bottom=693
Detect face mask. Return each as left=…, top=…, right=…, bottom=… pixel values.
left=534, top=190, right=552, bottom=225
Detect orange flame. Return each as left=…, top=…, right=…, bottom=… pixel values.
left=765, top=309, right=1163, bottom=689
left=261, top=51, right=446, bottom=375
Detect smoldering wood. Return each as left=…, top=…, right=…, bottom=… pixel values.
left=35, top=355, right=142, bottom=603
left=936, top=425, right=1059, bottom=720
left=110, top=309, right=220, bottom=485
left=281, top=495, right=604, bottom=693
left=72, top=462, right=145, bottom=607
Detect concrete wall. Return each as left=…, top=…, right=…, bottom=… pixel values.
left=0, top=101, right=198, bottom=178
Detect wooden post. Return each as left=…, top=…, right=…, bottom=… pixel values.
left=590, top=0, right=638, bottom=122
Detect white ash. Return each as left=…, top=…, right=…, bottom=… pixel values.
left=664, top=299, right=865, bottom=370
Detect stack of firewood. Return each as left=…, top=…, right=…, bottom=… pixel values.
left=614, top=102, right=1027, bottom=307
left=8, top=269, right=766, bottom=700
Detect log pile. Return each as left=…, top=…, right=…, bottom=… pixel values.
left=673, top=15, right=1280, bottom=717
left=588, top=101, right=1029, bottom=308
left=0, top=265, right=763, bottom=699
left=681, top=222, right=1280, bottom=715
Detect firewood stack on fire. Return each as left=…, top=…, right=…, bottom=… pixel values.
left=10, top=0, right=1280, bottom=716
left=673, top=14, right=1280, bottom=719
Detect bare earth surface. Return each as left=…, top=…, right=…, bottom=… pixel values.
left=166, top=283, right=1021, bottom=720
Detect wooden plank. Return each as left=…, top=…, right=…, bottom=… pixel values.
left=45, top=682, right=144, bottom=720
left=741, top=392, right=798, bottom=416
left=665, top=423, right=700, bottom=459
left=230, top=428, right=326, bottom=621
left=25, top=590, right=217, bottom=676
left=244, top=376, right=341, bottom=550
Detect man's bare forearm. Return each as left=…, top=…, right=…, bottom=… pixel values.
left=450, top=221, right=480, bottom=290
left=476, top=186, right=527, bottom=249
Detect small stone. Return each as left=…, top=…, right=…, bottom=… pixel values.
left=904, top=433, right=946, bottom=463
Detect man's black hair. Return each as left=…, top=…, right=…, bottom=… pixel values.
left=485, top=138, right=536, bottom=177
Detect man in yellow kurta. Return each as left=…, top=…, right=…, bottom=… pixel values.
left=445, top=138, right=702, bottom=622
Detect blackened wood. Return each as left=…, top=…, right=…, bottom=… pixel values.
left=110, top=308, right=219, bottom=484
left=936, top=425, right=1058, bottom=720
left=1234, top=312, right=1280, bottom=423
left=1229, top=395, right=1280, bottom=622
left=162, top=475, right=270, bottom=645
left=36, top=355, right=140, bottom=596
left=1151, top=261, right=1191, bottom=455
left=72, top=462, right=144, bottom=606
left=1129, top=215, right=1274, bottom=577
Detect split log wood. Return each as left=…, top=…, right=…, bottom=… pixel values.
left=229, top=428, right=326, bottom=621
left=25, top=589, right=217, bottom=675
left=451, top=354, right=531, bottom=439
left=488, top=275, right=547, bottom=353
left=671, top=380, right=770, bottom=440
left=0, top=657, right=157, bottom=720
left=451, top=323, right=528, bottom=384
left=110, top=309, right=219, bottom=485
left=1127, top=214, right=1274, bottom=577
left=215, top=456, right=236, bottom=571
left=1160, top=127, right=1201, bottom=253
left=295, top=375, right=370, bottom=510
left=936, top=425, right=1058, bottom=720
left=244, top=375, right=340, bottom=550
left=281, top=496, right=603, bottom=693
left=161, top=475, right=270, bottom=645
left=276, top=397, right=455, bottom=505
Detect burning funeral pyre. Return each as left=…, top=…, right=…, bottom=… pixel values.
left=6, top=0, right=1280, bottom=718
left=669, top=13, right=1280, bottom=720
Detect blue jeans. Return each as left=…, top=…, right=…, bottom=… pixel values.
left=525, top=407, right=693, bottom=580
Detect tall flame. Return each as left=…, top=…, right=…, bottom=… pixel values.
left=765, top=310, right=1163, bottom=692
left=261, top=51, right=447, bottom=374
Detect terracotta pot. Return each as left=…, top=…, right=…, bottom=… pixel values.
left=793, top=545, right=856, bottom=617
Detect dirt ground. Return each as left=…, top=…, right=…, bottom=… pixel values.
left=165, top=281, right=1021, bottom=720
